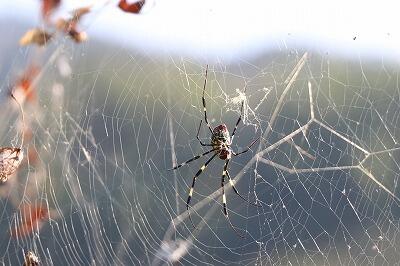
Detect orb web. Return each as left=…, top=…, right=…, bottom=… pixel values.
left=1, top=15, right=400, bottom=266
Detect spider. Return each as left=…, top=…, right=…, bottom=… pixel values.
left=170, top=65, right=259, bottom=237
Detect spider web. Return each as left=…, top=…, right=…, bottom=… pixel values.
left=1, top=15, right=400, bottom=266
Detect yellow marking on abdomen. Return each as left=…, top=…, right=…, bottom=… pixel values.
left=222, top=194, right=227, bottom=204
left=189, top=188, right=193, bottom=196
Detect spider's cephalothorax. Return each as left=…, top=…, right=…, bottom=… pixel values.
left=170, top=65, right=259, bottom=238
left=212, top=124, right=232, bottom=160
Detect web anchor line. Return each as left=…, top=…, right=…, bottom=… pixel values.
left=257, top=78, right=400, bottom=205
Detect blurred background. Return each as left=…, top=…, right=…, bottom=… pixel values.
left=0, top=1, right=400, bottom=265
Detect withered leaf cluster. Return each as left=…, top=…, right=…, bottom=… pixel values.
left=20, top=5, right=91, bottom=46
left=21, top=0, right=149, bottom=47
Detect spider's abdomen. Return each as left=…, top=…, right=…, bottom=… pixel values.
left=219, top=149, right=231, bottom=160
left=211, top=124, right=232, bottom=159
left=212, top=124, right=231, bottom=144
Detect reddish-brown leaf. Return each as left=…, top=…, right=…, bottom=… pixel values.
left=0, top=147, right=24, bottom=183
left=27, top=145, right=39, bottom=166
left=14, top=65, right=40, bottom=103
left=19, top=28, right=53, bottom=46
left=41, top=0, right=61, bottom=19
left=11, top=202, right=49, bottom=238
left=23, top=251, right=39, bottom=266
left=118, top=0, right=145, bottom=14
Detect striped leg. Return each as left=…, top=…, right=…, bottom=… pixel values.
left=233, top=136, right=260, bottom=157
left=231, top=101, right=244, bottom=142
left=196, top=120, right=213, bottom=147
left=226, top=166, right=261, bottom=207
left=221, top=161, right=229, bottom=216
left=186, top=153, right=218, bottom=227
left=221, top=160, right=245, bottom=238
left=202, top=65, right=213, bottom=134
left=169, top=148, right=217, bottom=170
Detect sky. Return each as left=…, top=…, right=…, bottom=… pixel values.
left=1, top=0, right=400, bottom=62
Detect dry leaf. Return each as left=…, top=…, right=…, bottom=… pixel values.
left=118, top=0, right=145, bottom=14
left=27, top=145, right=39, bottom=166
left=56, top=7, right=90, bottom=43
left=71, top=6, right=91, bottom=23
left=41, top=0, right=61, bottom=19
left=56, top=19, right=87, bottom=42
left=23, top=251, right=39, bottom=266
left=14, top=65, right=40, bottom=103
left=68, top=29, right=88, bottom=43
left=0, top=147, right=23, bottom=183
left=11, top=202, right=50, bottom=238
left=19, top=28, right=53, bottom=46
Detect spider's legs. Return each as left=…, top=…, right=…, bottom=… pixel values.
left=233, top=136, right=260, bottom=157
left=231, top=101, right=244, bottom=142
left=169, top=148, right=217, bottom=170
left=186, top=153, right=218, bottom=228
left=202, top=65, right=213, bottom=134
left=221, top=161, right=229, bottom=216
left=196, top=120, right=213, bottom=147
left=221, top=160, right=245, bottom=238
left=226, top=166, right=261, bottom=207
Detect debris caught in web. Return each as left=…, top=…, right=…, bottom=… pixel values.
left=0, top=147, right=23, bottom=183
left=23, top=251, right=39, bottom=266
left=56, top=6, right=91, bottom=43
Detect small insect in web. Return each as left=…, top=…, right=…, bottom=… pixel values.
left=0, top=93, right=25, bottom=183
left=170, top=65, right=260, bottom=238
